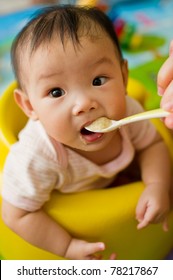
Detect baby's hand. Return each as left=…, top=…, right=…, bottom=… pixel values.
left=65, top=238, right=116, bottom=260
left=136, top=185, right=170, bottom=231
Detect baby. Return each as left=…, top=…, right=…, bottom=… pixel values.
left=2, top=5, right=172, bottom=259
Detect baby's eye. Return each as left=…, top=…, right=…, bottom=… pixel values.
left=49, top=88, right=65, bottom=98
left=93, top=77, right=107, bottom=86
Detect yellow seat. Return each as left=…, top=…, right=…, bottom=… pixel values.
left=1, top=80, right=173, bottom=260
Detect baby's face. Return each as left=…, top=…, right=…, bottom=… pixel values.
left=19, top=33, right=128, bottom=153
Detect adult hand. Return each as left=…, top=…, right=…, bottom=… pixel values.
left=157, top=40, right=173, bottom=128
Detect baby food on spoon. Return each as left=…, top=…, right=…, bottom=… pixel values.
left=86, top=117, right=111, bottom=131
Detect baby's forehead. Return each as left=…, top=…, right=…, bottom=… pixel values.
left=13, top=8, right=122, bottom=85
left=30, top=21, right=107, bottom=50
left=19, top=25, right=112, bottom=60
left=18, top=29, right=120, bottom=81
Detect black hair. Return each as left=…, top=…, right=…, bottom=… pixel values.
left=11, top=5, right=123, bottom=86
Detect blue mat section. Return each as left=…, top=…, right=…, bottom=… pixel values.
left=0, top=5, right=44, bottom=95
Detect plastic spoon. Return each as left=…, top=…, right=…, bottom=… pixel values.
left=85, top=108, right=170, bottom=133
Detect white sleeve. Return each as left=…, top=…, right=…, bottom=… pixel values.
left=2, top=129, right=59, bottom=212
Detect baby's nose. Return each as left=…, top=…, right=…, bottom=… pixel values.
left=72, top=96, right=98, bottom=116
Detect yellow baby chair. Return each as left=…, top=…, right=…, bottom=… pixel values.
left=1, top=79, right=173, bottom=260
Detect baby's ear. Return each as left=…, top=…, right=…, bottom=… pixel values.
left=14, top=88, right=38, bottom=120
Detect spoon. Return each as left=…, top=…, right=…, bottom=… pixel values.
left=85, top=108, right=170, bottom=133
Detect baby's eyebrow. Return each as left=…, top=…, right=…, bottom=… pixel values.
left=38, top=71, right=64, bottom=81
left=91, top=57, right=114, bottom=67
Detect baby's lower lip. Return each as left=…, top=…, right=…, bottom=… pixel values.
left=81, top=132, right=103, bottom=143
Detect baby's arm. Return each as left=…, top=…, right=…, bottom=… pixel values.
left=135, top=133, right=171, bottom=230
left=2, top=199, right=115, bottom=260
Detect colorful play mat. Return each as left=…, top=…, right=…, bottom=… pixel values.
left=1, top=0, right=173, bottom=110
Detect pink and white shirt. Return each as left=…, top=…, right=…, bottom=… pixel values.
left=2, top=96, right=157, bottom=211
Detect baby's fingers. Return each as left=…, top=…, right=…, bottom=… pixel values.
left=86, top=242, right=105, bottom=259
left=136, top=199, right=148, bottom=224
left=162, top=218, right=169, bottom=232
left=109, top=252, right=117, bottom=260
left=136, top=205, right=156, bottom=230
left=137, top=218, right=150, bottom=230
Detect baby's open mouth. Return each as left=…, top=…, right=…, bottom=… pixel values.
left=80, top=127, right=103, bottom=143
left=80, top=127, right=95, bottom=135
